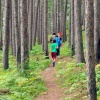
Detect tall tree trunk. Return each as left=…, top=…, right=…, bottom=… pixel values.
left=27, top=0, right=30, bottom=13
left=12, top=0, right=16, bottom=56
left=85, top=0, right=97, bottom=100
left=57, top=0, right=60, bottom=33
left=71, top=0, right=75, bottom=56
left=53, top=0, right=57, bottom=33
left=18, top=0, right=21, bottom=39
left=2, top=0, right=11, bottom=70
left=44, top=0, right=48, bottom=56
left=60, top=0, right=64, bottom=39
left=37, top=3, right=40, bottom=44
left=94, top=0, right=100, bottom=64
left=9, top=0, right=13, bottom=55
left=42, top=0, right=45, bottom=51
left=62, top=0, right=68, bottom=42
left=39, top=1, right=42, bottom=44
left=52, top=0, right=55, bottom=33
left=74, top=0, right=85, bottom=63
left=68, top=3, right=71, bottom=46
left=28, top=0, right=33, bottom=50
left=0, top=0, right=2, bottom=50
left=20, top=0, right=29, bottom=74
left=13, top=0, right=21, bottom=68
left=81, top=0, right=85, bottom=29
left=32, top=0, right=35, bottom=45
left=33, top=0, right=40, bottom=46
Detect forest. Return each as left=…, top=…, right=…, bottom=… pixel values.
left=0, top=0, right=100, bottom=100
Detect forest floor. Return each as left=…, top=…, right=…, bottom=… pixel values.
left=36, top=56, right=88, bottom=100
left=36, top=66, right=64, bottom=100
left=36, top=57, right=71, bottom=100
left=36, top=43, right=89, bottom=100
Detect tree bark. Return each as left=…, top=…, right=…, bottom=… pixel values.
left=71, top=0, right=75, bottom=56
left=74, top=0, right=85, bottom=63
left=28, top=0, right=33, bottom=50
left=53, top=0, right=57, bottom=33
left=42, top=0, right=44, bottom=51
left=85, top=0, right=97, bottom=99
left=33, top=0, right=40, bottom=46
left=57, top=0, right=60, bottom=33
left=13, top=0, right=21, bottom=68
left=20, top=0, right=29, bottom=74
left=44, top=0, right=48, bottom=56
left=9, top=0, right=13, bottom=55
left=2, top=0, right=11, bottom=70
left=39, top=1, right=42, bottom=44
left=0, top=0, right=2, bottom=50
left=12, top=0, right=16, bottom=56
left=81, top=0, right=85, bottom=29
left=68, top=3, right=71, bottom=46
left=62, top=0, right=68, bottom=42
left=94, top=0, right=100, bottom=63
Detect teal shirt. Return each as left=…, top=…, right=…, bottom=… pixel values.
left=51, top=43, right=58, bottom=52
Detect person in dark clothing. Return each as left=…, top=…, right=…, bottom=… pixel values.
left=50, top=32, right=56, bottom=43
left=55, top=33, right=62, bottom=56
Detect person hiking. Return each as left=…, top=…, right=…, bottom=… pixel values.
left=50, top=39, right=58, bottom=67
left=59, top=32, right=63, bottom=37
left=50, top=32, right=56, bottom=43
left=58, top=32, right=63, bottom=46
left=58, top=32, right=63, bottom=47
left=55, top=33, right=62, bottom=56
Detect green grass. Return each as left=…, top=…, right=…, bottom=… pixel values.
left=1, top=42, right=100, bottom=100
left=60, top=42, right=71, bottom=57
left=0, top=45, right=51, bottom=100
left=56, top=62, right=87, bottom=100
left=56, top=43, right=100, bottom=100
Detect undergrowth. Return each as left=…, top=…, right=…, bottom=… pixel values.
left=56, top=43, right=100, bottom=100
left=0, top=45, right=50, bottom=100
left=60, top=42, right=71, bottom=58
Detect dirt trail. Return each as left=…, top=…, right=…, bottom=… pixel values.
left=36, top=64, right=65, bottom=100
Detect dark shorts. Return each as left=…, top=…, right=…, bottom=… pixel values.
left=51, top=52, right=57, bottom=59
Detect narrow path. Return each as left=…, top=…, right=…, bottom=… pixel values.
left=36, top=64, right=65, bottom=100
